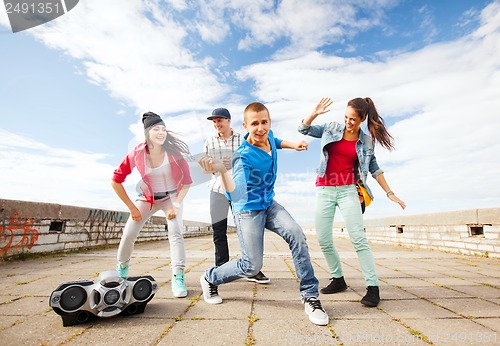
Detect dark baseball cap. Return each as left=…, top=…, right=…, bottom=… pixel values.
left=207, top=108, right=231, bottom=120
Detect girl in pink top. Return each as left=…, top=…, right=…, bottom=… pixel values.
left=112, top=112, right=192, bottom=298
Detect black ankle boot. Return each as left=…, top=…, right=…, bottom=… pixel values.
left=361, top=286, right=380, bottom=307
left=320, top=276, right=348, bottom=294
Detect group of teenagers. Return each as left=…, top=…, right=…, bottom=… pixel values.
left=111, top=97, right=406, bottom=326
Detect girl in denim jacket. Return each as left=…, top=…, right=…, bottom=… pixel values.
left=298, top=97, right=405, bottom=307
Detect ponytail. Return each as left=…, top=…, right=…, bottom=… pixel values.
left=348, top=97, right=394, bottom=151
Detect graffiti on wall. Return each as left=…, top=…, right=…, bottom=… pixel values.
left=82, top=209, right=127, bottom=243
left=0, top=211, right=39, bottom=256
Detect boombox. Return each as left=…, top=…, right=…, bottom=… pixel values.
left=49, top=270, right=158, bottom=326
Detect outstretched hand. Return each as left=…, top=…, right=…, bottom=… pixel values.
left=198, top=155, right=226, bottom=174
left=312, top=97, right=333, bottom=116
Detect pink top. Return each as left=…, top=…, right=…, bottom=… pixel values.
left=112, top=143, right=192, bottom=208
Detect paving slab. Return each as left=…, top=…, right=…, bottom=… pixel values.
left=400, top=318, right=499, bottom=345
left=332, top=318, right=428, bottom=345
left=474, top=318, right=500, bottom=333
left=381, top=299, right=458, bottom=319
left=0, top=314, right=87, bottom=346
left=402, top=285, right=475, bottom=299
left=429, top=298, right=500, bottom=318
left=253, top=319, right=334, bottom=345
left=0, top=232, right=498, bottom=345
left=450, top=285, right=500, bottom=299
left=382, top=277, right=438, bottom=288
left=65, top=317, right=174, bottom=346
left=157, top=319, right=249, bottom=346
left=372, top=284, right=418, bottom=300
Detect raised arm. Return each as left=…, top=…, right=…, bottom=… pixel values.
left=298, top=98, right=333, bottom=138
left=302, top=97, right=333, bottom=125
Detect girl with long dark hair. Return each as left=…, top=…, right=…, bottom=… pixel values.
left=299, top=97, right=405, bottom=307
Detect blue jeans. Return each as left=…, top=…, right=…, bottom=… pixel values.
left=205, top=200, right=319, bottom=298
left=315, top=185, right=378, bottom=286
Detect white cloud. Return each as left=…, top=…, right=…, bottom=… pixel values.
left=0, top=127, right=214, bottom=221
left=26, top=0, right=228, bottom=115
left=416, top=5, right=439, bottom=43
left=189, top=0, right=397, bottom=57
left=165, top=0, right=189, bottom=11
left=0, top=6, right=9, bottom=28
left=235, top=2, right=500, bottom=219
left=0, top=128, right=122, bottom=210
left=273, top=172, right=317, bottom=224
left=473, top=0, right=500, bottom=38
left=182, top=188, right=212, bottom=224
left=2, top=0, right=499, bottom=226
left=194, top=0, right=232, bottom=44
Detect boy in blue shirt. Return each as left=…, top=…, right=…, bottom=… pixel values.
left=198, top=102, right=329, bottom=326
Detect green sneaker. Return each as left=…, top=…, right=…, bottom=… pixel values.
left=116, top=263, right=129, bottom=278
left=172, top=271, right=187, bottom=298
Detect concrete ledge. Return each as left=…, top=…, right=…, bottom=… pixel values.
left=3, top=198, right=498, bottom=259
left=333, top=207, right=500, bottom=258
left=0, top=198, right=230, bottom=259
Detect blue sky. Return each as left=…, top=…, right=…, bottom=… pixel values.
left=1, top=0, right=499, bottom=225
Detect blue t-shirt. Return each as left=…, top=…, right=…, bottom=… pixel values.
left=226, top=130, right=283, bottom=212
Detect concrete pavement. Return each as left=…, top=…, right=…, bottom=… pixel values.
left=0, top=232, right=499, bottom=345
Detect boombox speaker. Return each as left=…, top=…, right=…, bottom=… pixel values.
left=49, top=270, right=158, bottom=326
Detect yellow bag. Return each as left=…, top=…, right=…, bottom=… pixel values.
left=356, top=184, right=372, bottom=214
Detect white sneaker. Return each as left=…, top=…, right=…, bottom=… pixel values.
left=302, top=297, right=329, bottom=325
left=200, top=274, right=222, bottom=304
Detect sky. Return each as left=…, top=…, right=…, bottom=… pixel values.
left=1, top=0, right=499, bottom=226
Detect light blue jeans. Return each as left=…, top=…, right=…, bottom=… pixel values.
left=205, top=200, right=319, bottom=298
left=315, top=185, right=378, bottom=286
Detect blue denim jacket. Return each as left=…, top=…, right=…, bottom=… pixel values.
left=298, top=121, right=383, bottom=200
